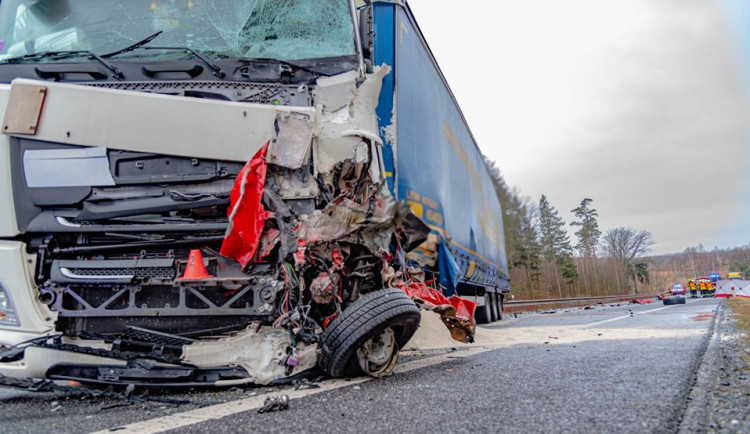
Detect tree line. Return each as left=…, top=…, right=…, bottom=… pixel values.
left=648, top=243, right=750, bottom=290
left=485, top=158, right=657, bottom=299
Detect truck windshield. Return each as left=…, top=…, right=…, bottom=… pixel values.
left=0, top=0, right=356, bottom=62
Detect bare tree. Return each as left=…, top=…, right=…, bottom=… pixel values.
left=601, top=227, right=655, bottom=293
left=601, top=227, right=655, bottom=261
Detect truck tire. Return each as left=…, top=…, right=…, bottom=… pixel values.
left=475, top=292, right=493, bottom=324
left=491, top=292, right=503, bottom=321
left=663, top=297, right=686, bottom=305
left=495, top=293, right=504, bottom=321
left=318, top=289, right=421, bottom=378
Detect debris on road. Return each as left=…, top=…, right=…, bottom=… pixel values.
left=293, top=379, right=320, bottom=391
left=258, top=395, right=290, bottom=414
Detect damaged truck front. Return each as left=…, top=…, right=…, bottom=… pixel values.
left=0, top=0, right=509, bottom=388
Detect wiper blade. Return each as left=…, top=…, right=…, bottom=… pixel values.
left=102, top=31, right=163, bottom=59
left=143, top=46, right=226, bottom=78
left=0, top=50, right=123, bottom=79
left=244, top=58, right=331, bottom=77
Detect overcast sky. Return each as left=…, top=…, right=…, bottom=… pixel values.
left=405, top=0, right=750, bottom=255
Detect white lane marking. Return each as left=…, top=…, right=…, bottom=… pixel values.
left=89, top=377, right=369, bottom=434
left=582, top=298, right=708, bottom=328
left=90, top=346, right=495, bottom=434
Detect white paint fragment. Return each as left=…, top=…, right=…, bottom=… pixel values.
left=314, top=65, right=391, bottom=174
left=181, top=326, right=316, bottom=385
left=381, top=91, right=398, bottom=149
left=312, top=69, right=359, bottom=112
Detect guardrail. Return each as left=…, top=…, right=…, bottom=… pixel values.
left=504, top=293, right=660, bottom=310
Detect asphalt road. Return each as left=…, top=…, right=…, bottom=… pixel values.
left=0, top=298, right=724, bottom=433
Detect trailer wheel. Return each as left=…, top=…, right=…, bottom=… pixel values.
left=318, top=289, right=421, bottom=378
left=495, top=293, right=504, bottom=321
left=491, top=292, right=502, bottom=321
left=475, top=292, right=493, bottom=324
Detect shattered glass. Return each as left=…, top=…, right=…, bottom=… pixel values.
left=236, top=0, right=355, bottom=60
left=0, top=0, right=355, bottom=61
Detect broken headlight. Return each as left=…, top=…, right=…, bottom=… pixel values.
left=0, top=280, right=20, bottom=326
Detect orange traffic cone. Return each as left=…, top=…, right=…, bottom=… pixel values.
left=180, top=249, right=212, bottom=280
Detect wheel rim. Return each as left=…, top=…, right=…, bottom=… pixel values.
left=356, top=327, right=399, bottom=377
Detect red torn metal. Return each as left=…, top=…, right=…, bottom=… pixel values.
left=257, top=228, right=281, bottom=260
left=220, top=142, right=271, bottom=268
left=396, top=281, right=476, bottom=343
left=633, top=299, right=654, bottom=304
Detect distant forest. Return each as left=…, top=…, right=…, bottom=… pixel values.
left=484, top=158, right=750, bottom=299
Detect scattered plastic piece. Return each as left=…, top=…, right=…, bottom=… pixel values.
left=633, top=299, right=654, bottom=304
left=258, top=395, right=290, bottom=413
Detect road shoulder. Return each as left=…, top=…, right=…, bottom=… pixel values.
left=679, top=300, right=750, bottom=433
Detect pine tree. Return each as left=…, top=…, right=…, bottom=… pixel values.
left=570, top=198, right=602, bottom=258
left=539, top=195, right=573, bottom=261
left=538, top=195, right=579, bottom=291
left=518, top=202, right=542, bottom=291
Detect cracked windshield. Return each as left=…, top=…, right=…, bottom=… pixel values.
left=0, top=0, right=355, bottom=61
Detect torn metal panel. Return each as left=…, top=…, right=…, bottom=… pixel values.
left=220, top=143, right=271, bottom=268
left=312, top=70, right=359, bottom=112
left=181, top=327, right=316, bottom=386
left=407, top=232, right=439, bottom=267
left=295, top=184, right=397, bottom=256
left=267, top=112, right=314, bottom=170
left=313, top=65, right=390, bottom=174
left=396, top=281, right=476, bottom=343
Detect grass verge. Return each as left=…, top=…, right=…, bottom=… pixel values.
left=727, top=297, right=750, bottom=363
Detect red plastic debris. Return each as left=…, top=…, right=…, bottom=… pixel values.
left=633, top=299, right=654, bottom=304
left=448, top=295, right=476, bottom=323
left=220, top=143, right=272, bottom=268
left=396, top=281, right=477, bottom=342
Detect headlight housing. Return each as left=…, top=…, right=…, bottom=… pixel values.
left=0, top=280, right=20, bottom=326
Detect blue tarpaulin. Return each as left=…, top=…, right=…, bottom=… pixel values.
left=438, top=241, right=461, bottom=295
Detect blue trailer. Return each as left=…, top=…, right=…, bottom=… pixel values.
left=0, top=0, right=509, bottom=386
left=370, top=0, right=510, bottom=322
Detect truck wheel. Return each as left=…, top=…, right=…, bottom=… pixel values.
left=491, top=292, right=502, bottom=321
left=475, top=292, right=493, bottom=324
left=488, top=292, right=496, bottom=322
left=318, top=288, right=420, bottom=378
left=495, top=293, right=504, bottom=321
left=663, top=297, right=685, bottom=305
